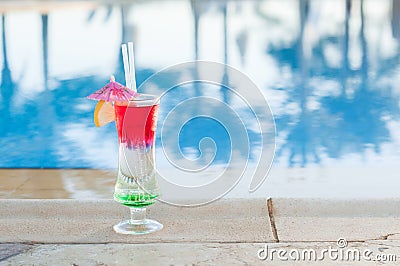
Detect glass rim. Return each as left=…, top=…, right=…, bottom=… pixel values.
left=129, top=93, right=160, bottom=102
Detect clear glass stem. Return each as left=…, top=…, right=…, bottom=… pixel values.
left=130, top=207, right=146, bottom=224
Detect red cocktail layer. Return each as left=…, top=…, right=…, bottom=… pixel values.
left=114, top=103, right=158, bottom=148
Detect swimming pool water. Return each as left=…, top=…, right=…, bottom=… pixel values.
left=1, top=0, right=400, bottom=197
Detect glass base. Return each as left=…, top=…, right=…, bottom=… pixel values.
left=113, top=219, right=163, bottom=235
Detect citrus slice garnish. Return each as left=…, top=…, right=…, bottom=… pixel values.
left=94, top=100, right=115, bottom=127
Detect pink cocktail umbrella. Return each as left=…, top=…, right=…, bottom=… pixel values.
left=87, top=75, right=136, bottom=102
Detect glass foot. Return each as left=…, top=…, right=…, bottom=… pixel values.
left=113, top=219, right=163, bottom=235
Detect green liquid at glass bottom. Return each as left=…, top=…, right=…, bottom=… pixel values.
left=114, top=192, right=159, bottom=207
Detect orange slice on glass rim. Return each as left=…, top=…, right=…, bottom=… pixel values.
left=94, top=100, right=115, bottom=127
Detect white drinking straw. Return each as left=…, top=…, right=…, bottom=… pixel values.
left=128, top=42, right=137, bottom=92
left=121, top=44, right=130, bottom=88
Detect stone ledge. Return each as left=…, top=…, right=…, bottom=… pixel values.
left=0, top=199, right=271, bottom=243
left=2, top=198, right=400, bottom=244
left=271, top=198, right=400, bottom=242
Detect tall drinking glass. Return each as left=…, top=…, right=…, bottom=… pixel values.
left=113, top=94, right=162, bottom=234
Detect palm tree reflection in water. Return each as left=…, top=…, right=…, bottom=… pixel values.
left=0, top=0, right=400, bottom=170
left=272, top=0, right=400, bottom=167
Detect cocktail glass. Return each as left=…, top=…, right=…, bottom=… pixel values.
left=113, top=94, right=162, bottom=234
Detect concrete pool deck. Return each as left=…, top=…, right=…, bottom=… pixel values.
left=1, top=170, right=400, bottom=264
left=0, top=198, right=400, bottom=265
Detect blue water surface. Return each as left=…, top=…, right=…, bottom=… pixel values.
left=1, top=0, right=400, bottom=173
